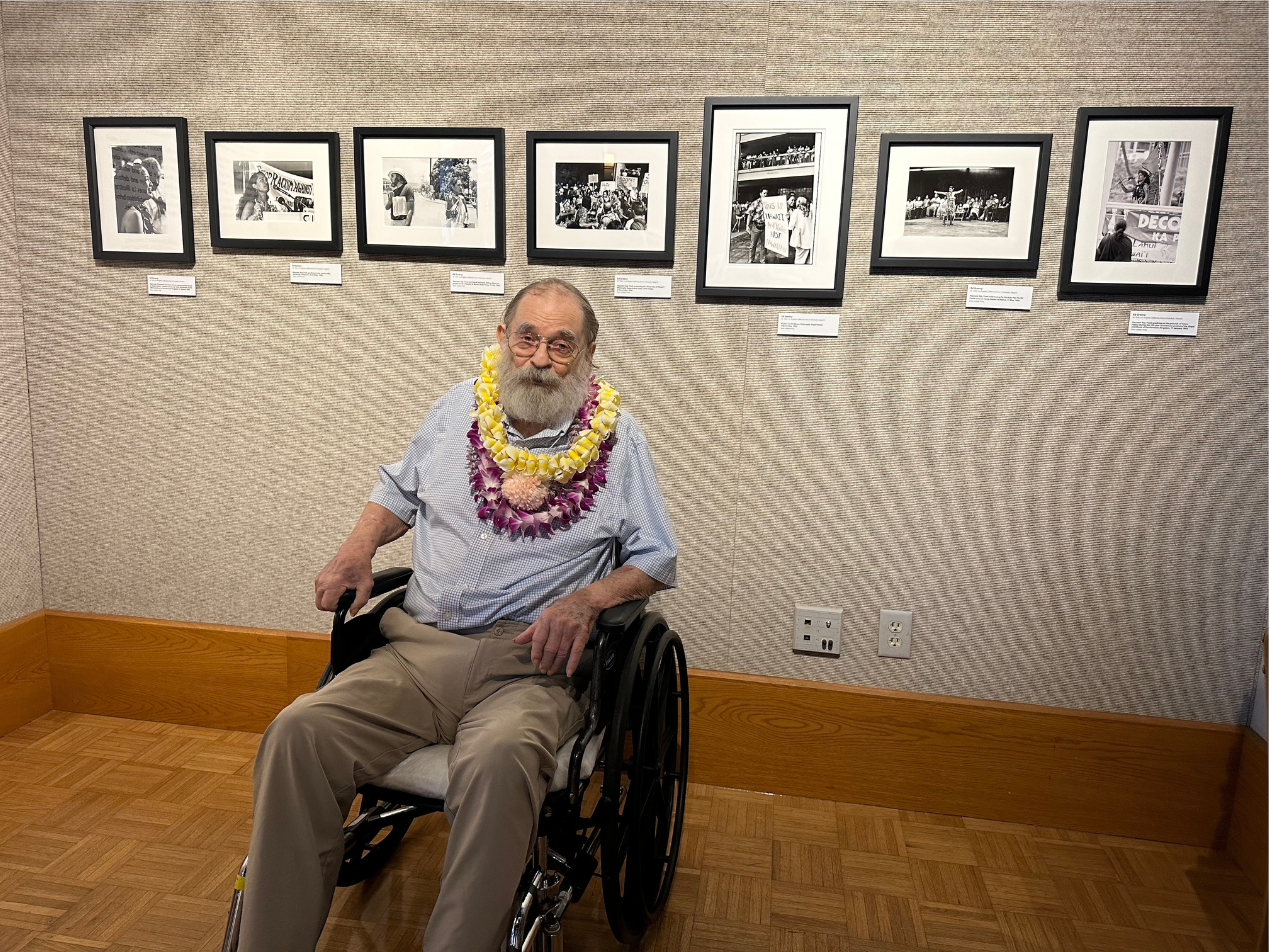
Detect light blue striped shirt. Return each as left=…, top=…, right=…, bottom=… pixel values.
left=370, top=379, right=677, bottom=631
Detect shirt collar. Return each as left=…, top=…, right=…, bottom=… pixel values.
left=505, top=416, right=573, bottom=449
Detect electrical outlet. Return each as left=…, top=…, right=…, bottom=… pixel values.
left=793, top=605, right=842, bottom=657
left=878, top=609, right=912, bottom=659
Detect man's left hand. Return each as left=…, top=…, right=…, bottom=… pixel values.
left=513, top=593, right=600, bottom=676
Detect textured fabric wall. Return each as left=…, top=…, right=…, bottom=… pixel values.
left=2, top=1, right=1265, bottom=722
left=0, top=7, right=43, bottom=625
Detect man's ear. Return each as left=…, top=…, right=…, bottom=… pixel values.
left=496, top=323, right=507, bottom=346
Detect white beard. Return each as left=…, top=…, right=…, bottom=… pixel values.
left=497, top=345, right=592, bottom=429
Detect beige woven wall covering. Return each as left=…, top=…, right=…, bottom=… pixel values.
left=2, top=1, right=1264, bottom=722
left=0, top=10, right=42, bottom=626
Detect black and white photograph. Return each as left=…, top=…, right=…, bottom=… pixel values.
left=870, top=134, right=1051, bottom=274
left=1093, top=140, right=1188, bottom=264
left=355, top=128, right=504, bottom=259
left=697, top=97, right=857, bottom=300
left=1060, top=107, right=1232, bottom=297
left=527, top=132, right=677, bottom=262
left=84, top=117, right=195, bottom=262
left=382, top=157, right=478, bottom=229
left=206, top=132, right=341, bottom=254
left=728, top=132, right=819, bottom=266
left=553, top=161, right=649, bottom=231
left=231, top=160, right=315, bottom=222
left=902, top=167, right=1014, bottom=237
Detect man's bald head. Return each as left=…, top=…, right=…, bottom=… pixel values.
left=502, top=279, right=598, bottom=348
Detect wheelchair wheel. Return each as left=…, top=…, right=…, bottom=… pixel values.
left=337, top=795, right=416, bottom=887
left=600, top=617, right=689, bottom=943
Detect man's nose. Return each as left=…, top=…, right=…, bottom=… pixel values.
left=529, top=342, right=553, bottom=368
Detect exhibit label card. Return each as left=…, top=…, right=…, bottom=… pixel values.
left=450, top=271, right=505, bottom=295
left=1128, top=310, right=1199, bottom=337
left=147, top=275, right=196, bottom=297
left=777, top=313, right=840, bottom=337
left=965, top=284, right=1033, bottom=311
left=290, top=262, right=342, bottom=285
left=614, top=274, right=672, bottom=299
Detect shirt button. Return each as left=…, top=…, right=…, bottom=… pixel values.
left=480, top=533, right=488, bottom=540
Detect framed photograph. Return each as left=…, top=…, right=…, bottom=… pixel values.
left=354, top=127, right=504, bottom=259
left=205, top=131, right=342, bottom=254
left=870, top=133, right=1052, bottom=273
left=526, top=131, right=677, bottom=262
left=1059, top=106, right=1233, bottom=297
left=83, top=117, right=195, bottom=263
left=696, top=96, right=858, bottom=301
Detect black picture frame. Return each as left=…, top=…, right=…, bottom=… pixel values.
left=83, top=116, right=196, bottom=264
left=1058, top=106, right=1233, bottom=298
left=353, top=126, right=505, bottom=260
left=205, top=131, right=342, bottom=254
left=869, top=133, right=1052, bottom=275
left=525, top=131, right=678, bottom=263
left=695, top=96, right=859, bottom=301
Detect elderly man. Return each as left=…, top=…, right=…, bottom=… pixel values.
left=239, top=278, right=676, bottom=952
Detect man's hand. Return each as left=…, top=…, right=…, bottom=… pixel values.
left=513, top=592, right=600, bottom=677
left=314, top=545, right=375, bottom=617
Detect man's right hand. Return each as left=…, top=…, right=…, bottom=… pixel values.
left=314, top=547, right=375, bottom=617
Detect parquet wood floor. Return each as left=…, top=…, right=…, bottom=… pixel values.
left=0, top=712, right=1259, bottom=951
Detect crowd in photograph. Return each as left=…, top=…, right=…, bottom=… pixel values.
left=739, top=145, right=816, bottom=169
left=554, top=183, right=648, bottom=230
left=906, top=191, right=1011, bottom=222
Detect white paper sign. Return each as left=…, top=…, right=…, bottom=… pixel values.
left=614, top=274, right=672, bottom=299
left=1128, top=310, right=1199, bottom=337
left=450, top=271, right=505, bottom=295
left=777, top=312, right=840, bottom=337
left=290, top=262, right=342, bottom=285
left=147, top=275, right=196, bottom=297
left=965, top=284, right=1033, bottom=311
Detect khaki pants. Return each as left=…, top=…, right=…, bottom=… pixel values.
left=239, top=607, right=584, bottom=952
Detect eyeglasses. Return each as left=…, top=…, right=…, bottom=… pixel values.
left=509, top=330, right=578, bottom=363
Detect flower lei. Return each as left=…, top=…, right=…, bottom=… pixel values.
left=467, top=346, right=620, bottom=538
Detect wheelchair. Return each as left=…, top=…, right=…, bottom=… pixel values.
left=222, top=567, right=690, bottom=951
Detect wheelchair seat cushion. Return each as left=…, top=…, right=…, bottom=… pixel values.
left=374, top=728, right=606, bottom=800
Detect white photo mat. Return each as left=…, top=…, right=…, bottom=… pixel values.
left=703, top=106, right=850, bottom=293
left=1068, top=117, right=1219, bottom=287
left=213, top=140, right=334, bottom=243
left=532, top=140, right=671, bottom=253
left=92, top=125, right=187, bottom=255
left=879, top=143, right=1041, bottom=260
left=361, top=136, right=499, bottom=250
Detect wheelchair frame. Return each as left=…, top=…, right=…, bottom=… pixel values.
left=222, top=567, right=689, bottom=951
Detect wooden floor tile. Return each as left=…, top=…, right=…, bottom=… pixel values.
left=676, top=823, right=707, bottom=871
left=40, top=834, right=144, bottom=884
left=15, top=934, right=112, bottom=951
left=1000, top=910, right=1087, bottom=951
left=912, top=858, right=993, bottom=908
left=770, top=925, right=850, bottom=951
left=773, top=795, right=839, bottom=844
left=52, top=884, right=158, bottom=943
left=1053, top=877, right=1144, bottom=929
left=918, top=901, right=1011, bottom=951
left=690, top=917, right=771, bottom=952
left=773, top=840, right=842, bottom=888
left=838, top=813, right=905, bottom=856
left=1105, top=845, right=1193, bottom=892
left=94, top=798, right=195, bottom=841
left=664, top=867, right=699, bottom=916
left=844, top=890, right=925, bottom=946
left=839, top=849, right=918, bottom=899
left=42, top=793, right=131, bottom=836
left=1125, top=886, right=1218, bottom=938
left=769, top=881, right=847, bottom=934
left=0, top=829, right=82, bottom=873
left=695, top=870, right=770, bottom=925
left=82, top=763, right=174, bottom=798
left=968, top=829, right=1046, bottom=875
left=708, top=791, right=775, bottom=839
left=903, top=822, right=977, bottom=865
left=1033, top=840, right=1118, bottom=881
left=122, top=894, right=225, bottom=951
left=0, top=876, right=93, bottom=931
left=980, top=870, right=1065, bottom=915
left=701, top=831, right=772, bottom=877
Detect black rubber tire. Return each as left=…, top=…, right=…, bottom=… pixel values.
left=600, top=618, right=689, bottom=943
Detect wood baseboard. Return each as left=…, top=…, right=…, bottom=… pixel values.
left=0, top=609, right=52, bottom=736
left=21, top=609, right=1252, bottom=851
left=1227, top=726, right=1268, bottom=895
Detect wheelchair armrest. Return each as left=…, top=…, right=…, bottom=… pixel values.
left=330, top=567, right=413, bottom=678
left=596, top=598, right=648, bottom=632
